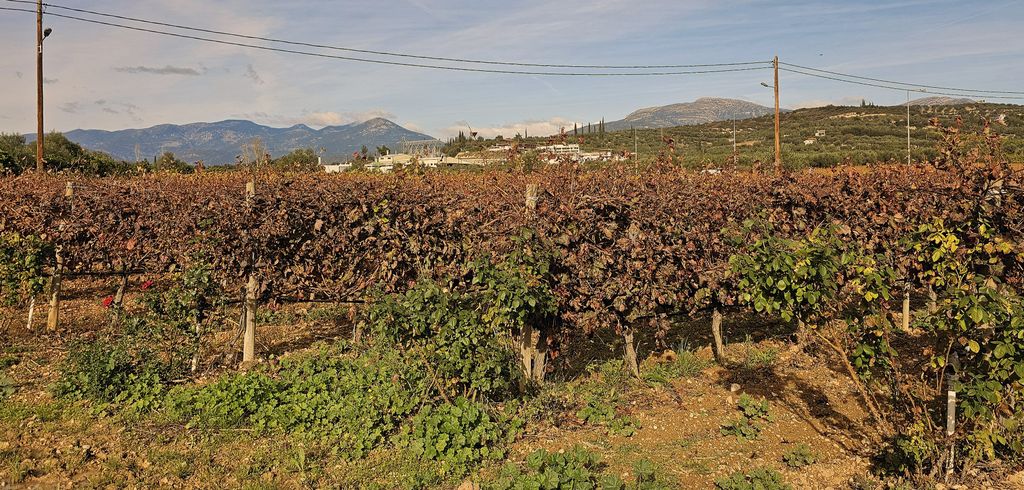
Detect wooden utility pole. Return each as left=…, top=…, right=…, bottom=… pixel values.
left=36, top=0, right=44, bottom=172
left=773, top=56, right=781, bottom=168
left=907, top=91, right=912, bottom=165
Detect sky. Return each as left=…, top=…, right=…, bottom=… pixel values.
left=1, top=0, right=1022, bottom=139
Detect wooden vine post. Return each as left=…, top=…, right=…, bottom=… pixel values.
left=46, top=181, right=72, bottom=331
left=711, top=308, right=726, bottom=363
left=242, top=180, right=257, bottom=365
left=521, top=183, right=546, bottom=383
left=113, top=271, right=129, bottom=307
left=623, top=324, right=640, bottom=379
left=902, top=289, right=911, bottom=331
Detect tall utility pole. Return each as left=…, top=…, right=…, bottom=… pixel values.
left=773, top=55, right=781, bottom=167
left=633, top=126, right=637, bottom=161
left=906, top=91, right=911, bottom=165
left=36, top=0, right=44, bottom=172
left=732, top=119, right=737, bottom=165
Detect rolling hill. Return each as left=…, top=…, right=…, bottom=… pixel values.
left=603, top=97, right=780, bottom=132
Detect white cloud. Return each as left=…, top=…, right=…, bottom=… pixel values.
left=442, top=117, right=579, bottom=139
left=231, top=109, right=398, bottom=128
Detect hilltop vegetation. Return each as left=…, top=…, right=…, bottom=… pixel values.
left=443, top=102, right=1024, bottom=169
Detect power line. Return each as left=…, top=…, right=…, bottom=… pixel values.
left=779, top=66, right=1024, bottom=100
left=781, top=61, right=1024, bottom=95
left=0, top=6, right=773, bottom=77
left=4, top=0, right=769, bottom=71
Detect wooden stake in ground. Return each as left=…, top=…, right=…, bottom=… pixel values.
left=25, top=297, right=35, bottom=330
left=623, top=327, right=640, bottom=379
left=711, top=308, right=726, bottom=363
left=902, top=290, right=911, bottom=331
left=242, top=180, right=257, bottom=365
left=520, top=183, right=542, bottom=382
left=113, top=272, right=129, bottom=307
left=47, top=182, right=72, bottom=331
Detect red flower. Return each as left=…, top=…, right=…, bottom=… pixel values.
left=141, top=280, right=154, bottom=291
left=102, top=295, right=114, bottom=308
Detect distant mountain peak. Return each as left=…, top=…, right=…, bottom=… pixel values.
left=606, top=98, right=776, bottom=132
left=904, top=96, right=977, bottom=106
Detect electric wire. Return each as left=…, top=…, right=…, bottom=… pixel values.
left=779, top=67, right=1024, bottom=101
left=780, top=61, right=1024, bottom=95
left=3, top=0, right=770, bottom=71
left=0, top=6, right=771, bottom=76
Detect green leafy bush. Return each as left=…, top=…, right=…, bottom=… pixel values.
left=52, top=338, right=169, bottom=407
left=126, top=257, right=223, bottom=371
left=782, top=443, right=817, bottom=468
left=167, top=371, right=279, bottom=429
left=486, top=446, right=624, bottom=490
left=168, top=347, right=428, bottom=459
left=397, top=397, right=509, bottom=476
left=0, top=232, right=52, bottom=307
left=364, top=279, right=520, bottom=400
left=715, top=467, right=791, bottom=490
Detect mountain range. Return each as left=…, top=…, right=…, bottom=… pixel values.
left=603, top=97, right=781, bottom=132
left=42, top=118, right=436, bottom=165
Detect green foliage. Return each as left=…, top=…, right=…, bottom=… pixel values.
left=0, top=365, right=13, bottom=402
left=715, top=468, right=791, bottom=490
left=642, top=345, right=709, bottom=385
left=631, top=459, right=674, bottom=490
left=0, top=232, right=52, bottom=306
left=782, top=443, right=817, bottom=468
left=486, top=446, right=624, bottom=490
left=167, top=371, right=279, bottom=428
left=397, top=397, right=509, bottom=476
left=576, top=394, right=639, bottom=437
left=0, top=133, right=32, bottom=174
left=52, top=337, right=169, bottom=408
left=169, top=347, right=428, bottom=459
left=742, top=344, right=779, bottom=370
left=721, top=395, right=772, bottom=441
left=154, top=151, right=193, bottom=173
left=472, top=228, right=558, bottom=338
left=878, top=421, right=939, bottom=476
left=731, top=223, right=894, bottom=327
left=272, top=148, right=321, bottom=172
left=119, top=257, right=223, bottom=374
left=907, top=218, right=1024, bottom=463
left=364, top=276, right=523, bottom=400
left=51, top=262, right=221, bottom=410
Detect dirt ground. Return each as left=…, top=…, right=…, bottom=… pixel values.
left=1, top=277, right=1022, bottom=489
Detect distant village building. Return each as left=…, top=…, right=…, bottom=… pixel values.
left=323, top=162, right=351, bottom=173
left=803, top=138, right=816, bottom=145
left=815, top=129, right=826, bottom=137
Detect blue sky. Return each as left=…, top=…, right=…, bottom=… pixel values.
left=1, top=0, right=1022, bottom=138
